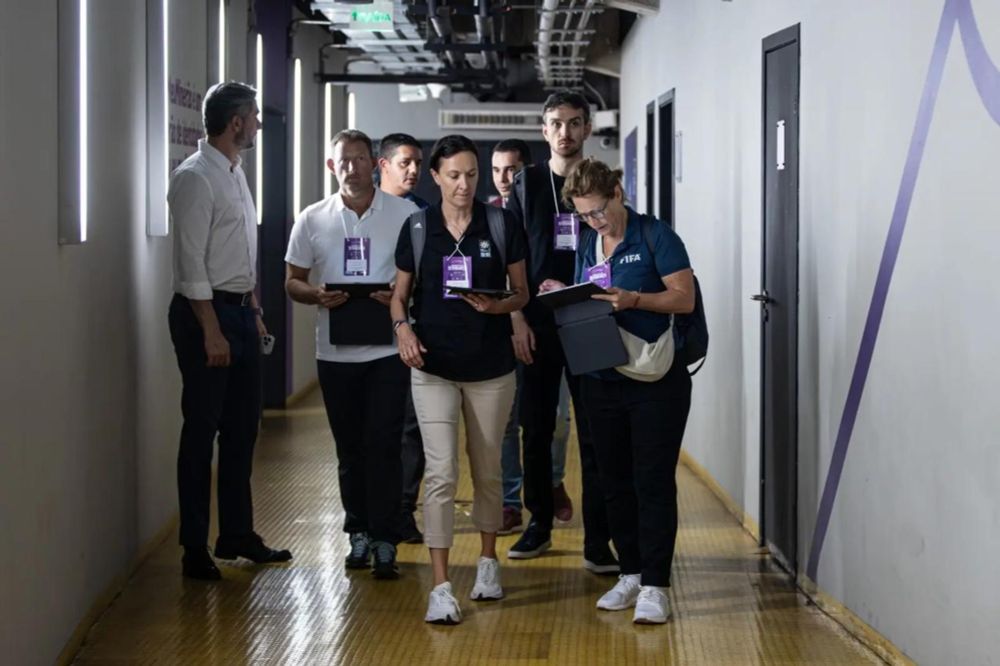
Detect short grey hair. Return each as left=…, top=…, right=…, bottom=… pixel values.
left=203, top=82, right=257, bottom=136
left=329, top=129, right=374, bottom=159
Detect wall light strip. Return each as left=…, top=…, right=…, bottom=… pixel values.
left=255, top=33, right=263, bottom=224
left=347, top=91, right=356, bottom=129
left=218, top=0, right=226, bottom=83
left=59, top=0, right=88, bottom=244
left=323, top=83, right=333, bottom=199
left=293, top=58, right=302, bottom=216
left=163, top=0, right=170, bottom=233
left=145, top=0, right=169, bottom=236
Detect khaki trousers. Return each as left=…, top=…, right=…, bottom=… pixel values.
left=411, top=369, right=516, bottom=549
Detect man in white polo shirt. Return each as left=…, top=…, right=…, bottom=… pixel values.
left=285, top=129, right=418, bottom=580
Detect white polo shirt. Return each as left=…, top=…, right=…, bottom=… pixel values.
left=169, top=139, right=257, bottom=299
left=285, top=188, right=419, bottom=363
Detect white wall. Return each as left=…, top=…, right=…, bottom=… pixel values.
left=621, top=1, right=1000, bottom=663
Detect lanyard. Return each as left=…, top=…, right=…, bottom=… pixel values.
left=548, top=168, right=562, bottom=213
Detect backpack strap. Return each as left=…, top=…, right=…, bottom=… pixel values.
left=485, top=205, right=507, bottom=267
left=409, top=209, right=427, bottom=284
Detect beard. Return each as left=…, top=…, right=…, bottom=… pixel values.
left=235, top=127, right=255, bottom=150
left=553, top=141, right=582, bottom=159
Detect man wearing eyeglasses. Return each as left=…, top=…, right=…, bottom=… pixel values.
left=504, top=91, right=617, bottom=574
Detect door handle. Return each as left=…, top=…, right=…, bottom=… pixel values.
left=750, top=292, right=774, bottom=304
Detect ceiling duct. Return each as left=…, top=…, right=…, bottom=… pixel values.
left=439, top=108, right=544, bottom=131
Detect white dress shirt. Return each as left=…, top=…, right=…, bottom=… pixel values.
left=169, top=139, right=257, bottom=300
left=285, top=188, right=419, bottom=363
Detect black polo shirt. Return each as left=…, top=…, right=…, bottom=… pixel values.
left=507, top=162, right=578, bottom=329
left=395, top=201, right=527, bottom=382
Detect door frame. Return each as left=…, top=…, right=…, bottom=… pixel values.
left=758, top=22, right=801, bottom=573
left=657, top=89, right=675, bottom=226
left=645, top=101, right=655, bottom=215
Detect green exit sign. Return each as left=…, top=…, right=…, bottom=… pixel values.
left=348, top=1, right=394, bottom=31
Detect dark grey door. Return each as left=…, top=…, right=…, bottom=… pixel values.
left=645, top=102, right=655, bottom=215
left=657, top=90, right=675, bottom=225
left=757, top=24, right=800, bottom=574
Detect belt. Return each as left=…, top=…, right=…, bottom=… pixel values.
left=212, top=290, right=254, bottom=306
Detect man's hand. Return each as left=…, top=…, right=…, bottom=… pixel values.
left=592, top=287, right=640, bottom=312
left=538, top=279, right=567, bottom=294
left=316, top=287, right=349, bottom=309
left=204, top=328, right=231, bottom=367
left=397, top=324, right=427, bottom=369
left=255, top=314, right=268, bottom=338
left=511, top=311, right=535, bottom=365
left=370, top=290, right=393, bottom=307
left=460, top=293, right=503, bottom=314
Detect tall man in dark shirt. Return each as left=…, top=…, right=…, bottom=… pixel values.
left=505, top=91, right=617, bottom=573
left=378, top=132, right=429, bottom=543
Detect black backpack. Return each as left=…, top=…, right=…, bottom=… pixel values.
left=638, top=216, right=709, bottom=376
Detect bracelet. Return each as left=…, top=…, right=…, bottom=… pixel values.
left=253, top=307, right=264, bottom=317
left=392, top=319, right=409, bottom=334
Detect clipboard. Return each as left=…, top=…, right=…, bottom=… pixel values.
left=536, top=282, right=628, bottom=375
left=325, top=283, right=393, bottom=346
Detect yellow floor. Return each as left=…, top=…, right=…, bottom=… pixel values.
left=73, top=390, right=879, bottom=665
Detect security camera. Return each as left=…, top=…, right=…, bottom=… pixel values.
left=599, top=135, right=617, bottom=150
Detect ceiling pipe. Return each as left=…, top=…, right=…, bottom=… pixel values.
left=474, top=0, right=502, bottom=72
left=426, top=0, right=464, bottom=71
left=537, top=0, right=559, bottom=87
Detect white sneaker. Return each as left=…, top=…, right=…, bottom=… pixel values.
left=596, top=574, right=641, bottom=611
left=633, top=586, right=671, bottom=624
left=470, top=557, right=504, bottom=600
left=425, top=582, right=463, bottom=625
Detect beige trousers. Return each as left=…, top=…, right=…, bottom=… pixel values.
left=411, top=369, right=516, bottom=549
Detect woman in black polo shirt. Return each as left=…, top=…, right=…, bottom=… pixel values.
left=544, top=157, right=695, bottom=625
left=390, top=135, right=529, bottom=625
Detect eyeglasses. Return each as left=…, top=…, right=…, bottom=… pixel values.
left=576, top=199, right=609, bottom=223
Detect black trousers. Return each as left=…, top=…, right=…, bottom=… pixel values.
left=400, top=389, right=424, bottom=515
left=168, top=294, right=261, bottom=548
left=581, top=363, right=692, bottom=587
left=520, top=326, right=611, bottom=552
left=318, top=355, right=408, bottom=544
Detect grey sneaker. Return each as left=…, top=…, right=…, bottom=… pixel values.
left=345, top=532, right=371, bottom=569
left=371, top=541, right=399, bottom=580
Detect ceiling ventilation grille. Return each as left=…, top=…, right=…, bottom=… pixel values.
left=439, top=109, right=544, bottom=131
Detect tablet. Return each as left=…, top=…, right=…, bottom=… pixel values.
left=325, top=283, right=392, bottom=298
left=445, top=286, right=517, bottom=298
left=535, top=281, right=608, bottom=309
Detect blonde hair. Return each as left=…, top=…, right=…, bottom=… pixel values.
left=561, top=157, right=623, bottom=206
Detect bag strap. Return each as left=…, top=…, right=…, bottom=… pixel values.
left=409, top=209, right=427, bottom=283
left=485, top=204, right=507, bottom=267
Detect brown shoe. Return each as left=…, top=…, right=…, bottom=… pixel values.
left=553, top=483, right=574, bottom=523
left=498, top=506, right=523, bottom=535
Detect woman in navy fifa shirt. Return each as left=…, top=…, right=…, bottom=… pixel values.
left=540, top=157, right=695, bottom=624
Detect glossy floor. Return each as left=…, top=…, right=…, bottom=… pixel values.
left=74, top=391, right=880, bottom=665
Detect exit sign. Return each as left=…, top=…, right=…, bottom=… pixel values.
left=348, top=1, right=394, bottom=31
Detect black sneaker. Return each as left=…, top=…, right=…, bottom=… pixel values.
left=371, top=541, right=400, bottom=580
left=345, top=532, right=371, bottom=569
left=507, top=524, right=552, bottom=559
left=399, top=513, right=423, bottom=545
left=584, top=544, right=620, bottom=575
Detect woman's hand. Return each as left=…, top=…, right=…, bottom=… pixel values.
left=592, top=287, right=640, bottom=312
left=396, top=324, right=427, bottom=369
left=511, top=310, right=535, bottom=365
left=538, top=279, right=566, bottom=294
left=460, top=293, right=503, bottom=314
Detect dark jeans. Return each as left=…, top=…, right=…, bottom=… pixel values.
left=168, top=294, right=261, bottom=548
left=400, top=388, right=424, bottom=515
left=520, top=326, right=611, bottom=553
left=581, top=364, right=692, bottom=587
left=318, top=355, right=408, bottom=544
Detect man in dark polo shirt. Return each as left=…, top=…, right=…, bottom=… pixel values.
left=505, top=91, right=617, bottom=574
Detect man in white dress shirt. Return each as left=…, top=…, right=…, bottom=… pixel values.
left=285, top=129, right=418, bottom=579
left=168, top=82, right=291, bottom=581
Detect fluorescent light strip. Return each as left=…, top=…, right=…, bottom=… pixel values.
left=347, top=91, right=356, bottom=129
left=80, top=0, right=88, bottom=241
left=163, top=0, right=170, bottom=234
left=218, top=0, right=225, bottom=83
left=323, top=83, right=332, bottom=198
left=256, top=33, right=263, bottom=224
left=293, top=58, right=302, bottom=216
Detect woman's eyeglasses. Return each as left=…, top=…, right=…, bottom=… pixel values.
left=576, top=199, right=609, bottom=223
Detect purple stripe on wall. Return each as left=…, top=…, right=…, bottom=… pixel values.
left=807, top=0, right=1000, bottom=580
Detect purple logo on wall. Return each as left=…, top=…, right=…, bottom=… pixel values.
left=808, top=0, right=1000, bottom=580
left=624, top=128, right=638, bottom=207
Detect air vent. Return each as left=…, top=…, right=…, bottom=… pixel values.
left=439, top=109, right=544, bottom=131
